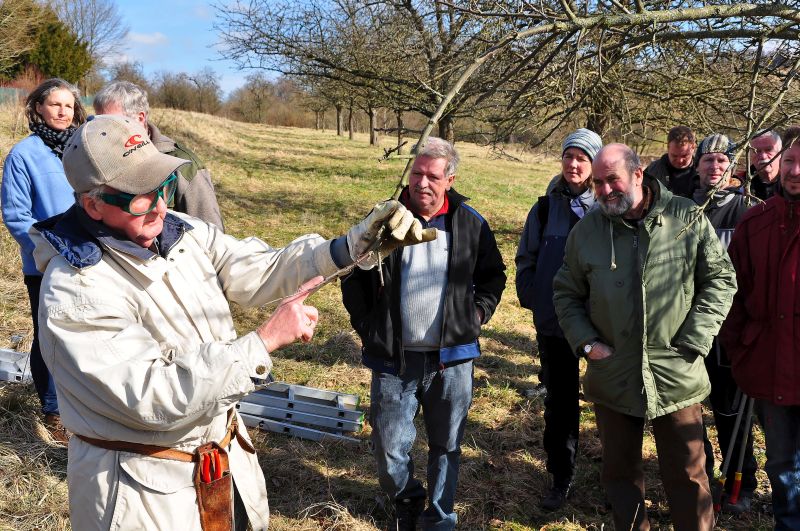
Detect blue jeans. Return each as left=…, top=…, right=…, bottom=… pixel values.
left=754, top=400, right=800, bottom=530
left=370, top=352, right=473, bottom=531
left=24, top=275, right=59, bottom=416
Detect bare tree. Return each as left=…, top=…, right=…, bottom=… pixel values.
left=214, top=0, right=520, bottom=142
left=215, top=0, right=800, bottom=153
left=106, top=60, right=151, bottom=91
left=188, top=67, right=223, bottom=114
left=48, top=0, right=128, bottom=65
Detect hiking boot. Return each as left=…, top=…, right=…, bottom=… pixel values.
left=44, top=414, right=70, bottom=446
left=540, top=485, right=570, bottom=511
left=394, top=497, right=424, bottom=531
left=723, top=491, right=752, bottom=514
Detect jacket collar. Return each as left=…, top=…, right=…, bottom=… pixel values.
left=552, top=175, right=595, bottom=201
left=399, top=186, right=469, bottom=216
left=34, top=205, right=193, bottom=269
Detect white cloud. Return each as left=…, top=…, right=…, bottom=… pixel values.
left=128, top=32, right=169, bottom=46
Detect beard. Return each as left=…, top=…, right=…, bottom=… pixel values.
left=599, top=189, right=635, bottom=216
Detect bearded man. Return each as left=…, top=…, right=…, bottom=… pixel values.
left=553, top=143, right=737, bottom=531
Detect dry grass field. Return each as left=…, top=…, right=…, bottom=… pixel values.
left=0, top=103, right=776, bottom=530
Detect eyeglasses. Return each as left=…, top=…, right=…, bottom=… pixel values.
left=100, top=173, right=178, bottom=216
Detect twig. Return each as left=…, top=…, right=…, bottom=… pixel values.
left=380, top=141, right=408, bottom=162
left=743, top=39, right=765, bottom=197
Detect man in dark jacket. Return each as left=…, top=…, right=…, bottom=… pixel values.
left=746, top=130, right=782, bottom=200
left=515, top=128, right=602, bottom=511
left=721, top=126, right=800, bottom=530
left=693, top=134, right=756, bottom=513
left=554, top=143, right=736, bottom=531
left=644, top=125, right=698, bottom=198
left=341, top=137, right=506, bottom=530
left=93, top=81, right=225, bottom=230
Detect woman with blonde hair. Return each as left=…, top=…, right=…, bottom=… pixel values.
left=1, top=78, right=87, bottom=444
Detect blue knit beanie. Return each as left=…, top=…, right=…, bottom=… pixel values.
left=562, top=128, right=603, bottom=160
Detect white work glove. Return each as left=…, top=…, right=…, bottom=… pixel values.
left=347, top=200, right=437, bottom=269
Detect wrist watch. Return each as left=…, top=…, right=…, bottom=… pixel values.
left=582, top=340, right=598, bottom=357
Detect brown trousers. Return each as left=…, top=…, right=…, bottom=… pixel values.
left=594, top=403, right=713, bottom=531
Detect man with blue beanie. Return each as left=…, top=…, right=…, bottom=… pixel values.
left=516, top=128, right=602, bottom=510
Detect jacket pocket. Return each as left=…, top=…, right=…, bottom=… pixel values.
left=649, top=346, right=709, bottom=412
left=109, top=455, right=198, bottom=531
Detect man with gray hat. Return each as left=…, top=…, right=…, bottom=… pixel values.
left=516, top=127, right=602, bottom=511
left=29, top=115, right=434, bottom=531
left=93, top=80, right=225, bottom=230
left=693, top=133, right=757, bottom=513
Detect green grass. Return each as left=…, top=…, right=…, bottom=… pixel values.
left=0, top=105, right=773, bottom=530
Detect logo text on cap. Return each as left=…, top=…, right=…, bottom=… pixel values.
left=124, top=135, right=144, bottom=148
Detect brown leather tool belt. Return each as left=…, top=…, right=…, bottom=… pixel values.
left=75, top=409, right=255, bottom=531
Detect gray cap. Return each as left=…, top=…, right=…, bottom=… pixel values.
left=562, top=128, right=603, bottom=160
left=63, top=115, right=189, bottom=194
left=697, top=133, right=733, bottom=161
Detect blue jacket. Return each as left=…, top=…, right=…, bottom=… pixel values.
left=341, top=188, right=506, bottom=374
left=515, top=176, right=595, bottom=337
left=2, top=134, right=75, bottom=275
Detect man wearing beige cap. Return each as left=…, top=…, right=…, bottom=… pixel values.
left=30, top=115, right=433, bottom=531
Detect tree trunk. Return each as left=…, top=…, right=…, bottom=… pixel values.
left=321, top=110, right=325, bottom=132
left=335, top=104, right=343, bottom=136
left=348, top=105, right=354, bottom=140
left=585, top=113, right=609, bottom=137
left=396, top=110, right=404, bottom=155
left=368, top=106, right=377, bottom=146
left=438, top=115, right=455, bottom=143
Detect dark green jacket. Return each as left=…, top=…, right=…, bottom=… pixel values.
left=553, top=178, right=736, bottom=419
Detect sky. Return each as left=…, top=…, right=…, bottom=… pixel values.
left=110, top=0, right=256, bottom=97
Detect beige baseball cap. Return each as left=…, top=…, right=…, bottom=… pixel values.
left=63, top=115, right=190, bottom=194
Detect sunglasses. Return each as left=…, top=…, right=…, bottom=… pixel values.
left=100, top=173, right=178, bottom=216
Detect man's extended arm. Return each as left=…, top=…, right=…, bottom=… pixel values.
left=40, top=292, right=270, bottom=432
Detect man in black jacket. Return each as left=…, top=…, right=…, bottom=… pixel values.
left=747, top=131, right=782, bottom=200
left=644, top=125, right=698, bottom=197
left=341, top=137, right=506, bottom=530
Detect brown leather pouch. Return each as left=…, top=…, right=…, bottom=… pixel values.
left=194, top=441, right=233, bottom=531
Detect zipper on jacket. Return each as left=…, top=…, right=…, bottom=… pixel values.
left=393, top=251, right=407, bottom=376
left=438, top=205, right=459, bottom=364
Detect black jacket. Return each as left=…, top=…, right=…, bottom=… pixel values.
left=693, top=187, right=750, bottom=251
left=645, top=154, right=698, bottom=198
left=341, top=188, right=506, bottom=374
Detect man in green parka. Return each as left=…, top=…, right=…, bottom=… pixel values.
left=553, top=143, right=736, bottom=531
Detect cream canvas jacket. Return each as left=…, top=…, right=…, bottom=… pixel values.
left=31, top=208, right=339, bottom=530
